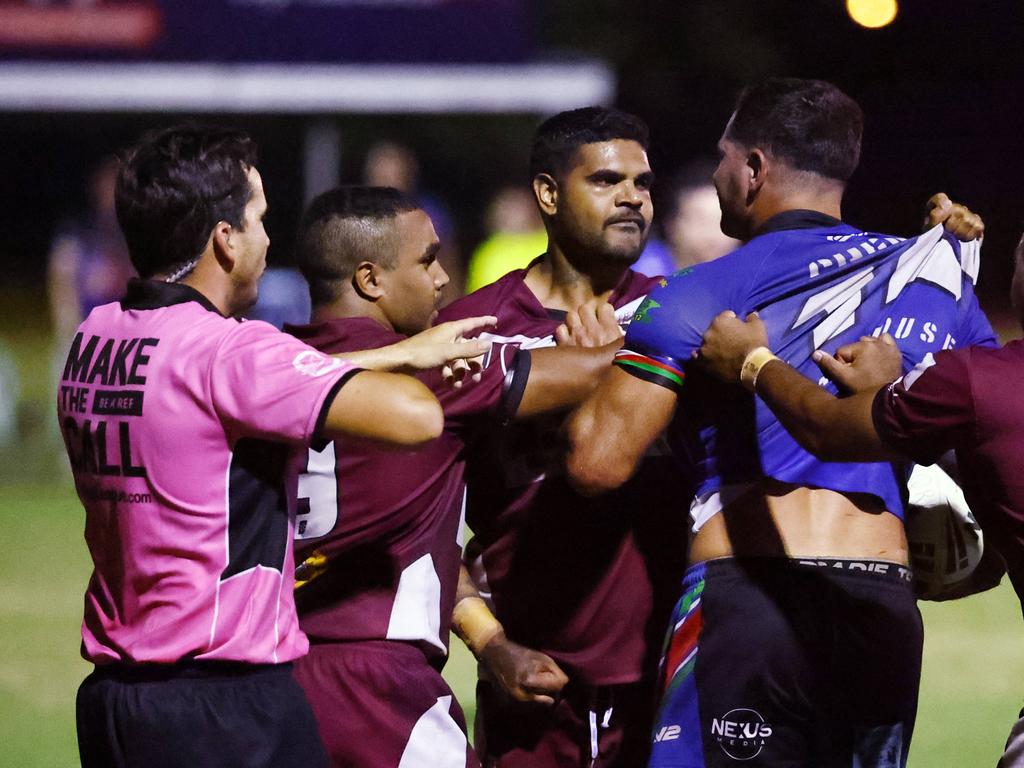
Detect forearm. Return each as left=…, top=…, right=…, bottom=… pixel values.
left=565, top=367, right=674, bottom=495
left=335, top=343, right=412, bottom=372
left=454, top=563, right=484, bottom=604
left=754, top=359, right=898, bottom=462
left=452, top=565, right=503, bottom=659
left=333, top=316, right=495, bottom=372
left=566, top=396, right=632, bottom=495
left=517, top=342, right=619, bottom=418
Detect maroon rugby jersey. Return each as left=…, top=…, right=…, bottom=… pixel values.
left=873, top=340, right=1024, bottom=607
left=437, top=266, right=690, bottom=686
left=286, top=317, right=520, bottom=662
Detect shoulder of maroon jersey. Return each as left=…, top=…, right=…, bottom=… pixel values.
left=285, top=316, right=401, bottom=355
left=952, top=339, right=1021, bottom=371
left=984, top=338, right=1022, bottom=357
left=437, top=269, right=542, bottom=324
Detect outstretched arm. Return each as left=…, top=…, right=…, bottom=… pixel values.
left=751, top=359, right=898, bottom=462
left=321, top=370, right=443, bottom=446
left=697, top=311, right=904, bottom=462
left=338, top=316, right=496, bottom=373
left=517, top=343, right=621, bottom=418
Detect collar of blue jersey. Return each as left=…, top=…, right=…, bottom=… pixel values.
left=121, top=278, right=224, bottom=316
left=755, top=209, right=843, bottom=237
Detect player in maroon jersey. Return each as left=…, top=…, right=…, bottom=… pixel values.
left=436, top=107, right=691, bottom=767
left=285, top=186, right=624, bottom=767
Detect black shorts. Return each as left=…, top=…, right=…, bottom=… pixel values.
left=76, top=660, right=327, bottom=768
left=649, top=557, right=923, bottom=768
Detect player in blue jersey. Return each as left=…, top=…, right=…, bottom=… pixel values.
left=566, top=78, right=994, bottom=767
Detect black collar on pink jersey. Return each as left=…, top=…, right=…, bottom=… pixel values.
left=755, top=209, right=843, bottom=236
left=121, top=278, right=225, bottom=316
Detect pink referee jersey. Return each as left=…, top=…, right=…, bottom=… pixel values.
left=57, top=279, right=361, bottom=666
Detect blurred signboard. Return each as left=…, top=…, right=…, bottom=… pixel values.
left=0, top=0, right=531, bottom=63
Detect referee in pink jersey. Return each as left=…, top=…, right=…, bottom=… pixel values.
left=59, top=126, right=490, bottom=768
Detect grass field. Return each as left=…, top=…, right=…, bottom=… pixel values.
left=1, top=482, right=1021, bottom=767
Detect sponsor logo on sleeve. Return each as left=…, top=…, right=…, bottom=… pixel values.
left=711, top=708, right=773, bottom=760
left=292, top=350, right=344, bottom=378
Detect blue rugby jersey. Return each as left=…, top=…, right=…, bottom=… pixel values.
left=618, top=210, right=997, bottom=520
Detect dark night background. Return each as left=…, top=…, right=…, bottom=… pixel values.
left=1, top=0, right=1022, bottom=319
left=2, top=7, right=1023, bottom=763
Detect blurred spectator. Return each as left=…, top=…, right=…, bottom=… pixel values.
left=47, top=157, right=134, bottom=351
left=45, top=157, right=134, bottom=460
left=247, top=267, right=312, bottom=330
left=0, top=341, right=19, bottom=448
left=364, top=141, right=464, bottom=304
left=664, top=159, right=740, bottom=271
left=630, top=235, right=675, bottom=278
left=465, top=186, right=547, bottom=293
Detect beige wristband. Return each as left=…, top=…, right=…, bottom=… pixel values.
left=452, top=596, right=503, bottom=657
left=740, top=346, right=779, bottom=392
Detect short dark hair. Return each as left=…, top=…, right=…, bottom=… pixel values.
left=726, top=78, right=863, bottom=182
left=529, top=106, right=650, bottom=181
left=115, top=125, right=257, bottom=279
left=295, top=186, right=421, bottom=307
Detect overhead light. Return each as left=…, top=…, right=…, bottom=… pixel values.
left=846, top=0, right=898, bottom=28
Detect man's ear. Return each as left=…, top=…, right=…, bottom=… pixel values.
left=352, top=260, right=385, bottom=301
left=533, top=173, right=558, bottom=217
left=747, top=149, right=768, bottom=196
left=210, top=221, right=236, bottom=272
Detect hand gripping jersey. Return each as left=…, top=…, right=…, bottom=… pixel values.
left=620, top=211, right=997, bottom=524
left=286, top=317, right=523, bottom=661
left=437, top=264, right=690, bottom=686
left=57, top=280, right=361, bottom=666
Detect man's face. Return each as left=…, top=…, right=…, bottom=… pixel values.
left=713, top=124, right=752, bottom=241
left=554, top=139, right=653, bottom=265
left=231, top=166, right=270, bottom=310
left=377, top=209, right=447, bottom=335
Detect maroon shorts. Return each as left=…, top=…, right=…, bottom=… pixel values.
left=294, top=641, right=479, bottom=768
left=474, top=674, right=658, bottom=768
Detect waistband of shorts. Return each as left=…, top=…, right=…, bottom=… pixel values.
left=684, top=556, right=913, bottom=588
left=90, top=659, right=289, bottom=682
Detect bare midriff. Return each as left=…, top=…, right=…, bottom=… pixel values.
left=689, top=479, right=909, bottom=566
